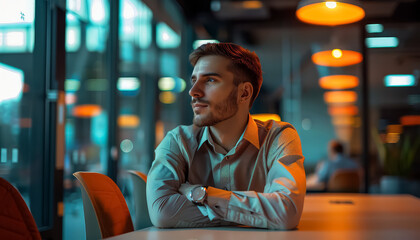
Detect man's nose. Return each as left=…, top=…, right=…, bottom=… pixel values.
left=189, top=82, right=204, bottom=98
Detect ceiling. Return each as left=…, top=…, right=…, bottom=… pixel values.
left=175, top=0, right=420, bottom=39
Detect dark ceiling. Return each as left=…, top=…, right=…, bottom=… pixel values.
left=175, top=0, right=420, bottom=40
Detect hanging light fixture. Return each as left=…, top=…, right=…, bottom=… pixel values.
left=312, top=49, right=362, bottom=67
left=319, top=75, right=359, bottom=89
left=328, top=105, right=358, bottom=116
left=324, top=91, right=357, bottom=104
left=296, top=0, right=365, bottom=26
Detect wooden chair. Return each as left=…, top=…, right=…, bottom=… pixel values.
left=127, top=170, right=152, bottom=230
left=0, top=177, right=41, bottom=240
left=327, top=169, right=360, bottom=192
left=73, top=172, right=134, bottom=239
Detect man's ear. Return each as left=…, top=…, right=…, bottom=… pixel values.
left=239, top=82, right=253, bottom=103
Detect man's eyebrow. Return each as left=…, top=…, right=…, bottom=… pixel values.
left=191, top=72, right=222, bottom=80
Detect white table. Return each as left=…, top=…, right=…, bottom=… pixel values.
left=106, top=194, right=420, bottom=240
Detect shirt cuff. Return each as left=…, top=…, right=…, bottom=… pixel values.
left=206, top=186, right=231, bottom=219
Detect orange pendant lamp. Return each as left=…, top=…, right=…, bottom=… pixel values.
left=312, top=49, right=363, bottom=67
left=296, top=0, right=365, bottom=26
left=319, top=75, right=359, bottom=89
left=324, top=91, right=357, bottom=105
left=328, top=105, right=358, bottom=116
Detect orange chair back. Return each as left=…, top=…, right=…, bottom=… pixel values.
left=327, top=169, right=360, bottom=192
left=73, top=172, right=134, bottom=238
left=0, top=177, right=41, bottom=240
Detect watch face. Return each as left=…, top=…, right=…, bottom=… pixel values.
left=192, top=187, right=206, bottom=201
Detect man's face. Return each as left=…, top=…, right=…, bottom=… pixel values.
left=189, top=55, right=239, bottom=127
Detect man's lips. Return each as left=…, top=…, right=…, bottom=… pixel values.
left=192, top=103, right=208, bottom=108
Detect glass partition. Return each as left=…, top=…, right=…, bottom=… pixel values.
left=0, top=0, right=47, bottom=227
left=63, top=0, right=111, bottom=239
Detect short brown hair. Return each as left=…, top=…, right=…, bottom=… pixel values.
left=189, top=43, right=263, bottom=108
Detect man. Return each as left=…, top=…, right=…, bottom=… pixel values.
left=317, top=140, right=359, bottom=184
left=146, top=43, right=306, bottom=230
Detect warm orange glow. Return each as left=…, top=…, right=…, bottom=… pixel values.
left=159, top=92, right=176, bottom=104
left=296, top=1, right=365, bottom=26
left=331, top=115, right=355, bottom=126
left=400, top=115, right=420, bottom=126
left=312, top=50, right=362, bottom=67
left=72, top=104, right=102, bottom=118
left=386, top=133, right=400, bottom=143
left=65, top=93, right=77, bottom=105
left=319, top=75, right=359, bottom=89
left=332, top=49, right=342, bottom=58
left=252, top=113, right=281, bottom=122
left=387, top=124, right=402, bottom=134
left=242, top=1, right=263, bottom=9
left=23, top=83, right=30, bottom=93
left=328, top=105, right=358, bottom=116
left=118, top=115, right=140, bottom=128
left=19, top=118, right=32, bottom=128
left=324, top=91, right=357, bottom=104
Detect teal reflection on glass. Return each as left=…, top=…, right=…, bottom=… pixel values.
left=193, top=39, right=220, bottom=49
left=384, top=74, right=416, bottom=87
left=86, top=26, right=106, bottom=52
left=138, top=1, right=152, bottom=49
left=65, top=79, right=81, bottom=92
left=158, top=77, right=186, bottom=93
left=118, top=77, right=140, bottom=91
left=365, top=37, right=399, bottom=48
left=118, top=77, right=140, bottom=96
left=67, top=0, right=88, bottom=21
left=66, top=26, right=81, bottom=52
left=91, top=111, right=108, bottom=145
left=365, top=24, right=384, bottom=33
left=156, top=22, right=180, bottom=49
left=0, top=0, right=35, bottom=24
left=89, top=0, right=109, bottom=25
left=0, top=0, right=35, bottom=53
left=160, top=52, right=179, bottom=76
left=120, top=42, right=134, bottom=61
left=0, top=62, right=24, bottom=104
left=120, top=0, right=152, bottom=49
left=87, top=78, right=108, bottom=91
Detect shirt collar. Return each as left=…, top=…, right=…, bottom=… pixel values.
left=244, top=114, right=260, bottom=149
left=197, top=114, right=260, bottom=150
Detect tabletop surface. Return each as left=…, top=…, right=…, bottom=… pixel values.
left=106, top=193, right=420, bottom=240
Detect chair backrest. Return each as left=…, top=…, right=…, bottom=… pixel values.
left=327, top=169, right=360, bottom=192
left=0, top=177, right=41, bottom=240
left=73, top=172, right=134, bottom=239
left=127, top=170, right=152, bottom=230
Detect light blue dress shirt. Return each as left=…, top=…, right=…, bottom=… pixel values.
left=146, top=115, right=306, bottom=229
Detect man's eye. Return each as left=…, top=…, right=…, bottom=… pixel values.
left=207, top=78, right=215, bottom=82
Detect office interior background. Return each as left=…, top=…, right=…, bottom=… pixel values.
left=0, top=0, right=419, bottom=239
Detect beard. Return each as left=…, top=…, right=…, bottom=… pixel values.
left=192, top=87, right=239, bottom=127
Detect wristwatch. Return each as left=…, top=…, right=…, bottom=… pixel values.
left=189, top=186, right=207, bottom=205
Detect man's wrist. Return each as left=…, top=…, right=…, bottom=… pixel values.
left=189, top=185, right=208, bottom=205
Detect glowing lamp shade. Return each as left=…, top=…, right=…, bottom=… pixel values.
left=324, top=91, right=357, bottom=104
left=319, top=75, right=359, bottom=89
left=328, top=105, right=358, bottom=116
left=252, top=113, right=281, bottom=122
left=296, top=0, right=365, bottom=26
left=159, top=92, right=176, bottom=104
left=312, top=49, right=362, bottom=67
left=400, top=115, right=420, bottom=126
left=331, top=115, right=355, bottom=126
left=72, top=104, right=102, bottom=118
left=118, top=115, right=140, bottom=128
